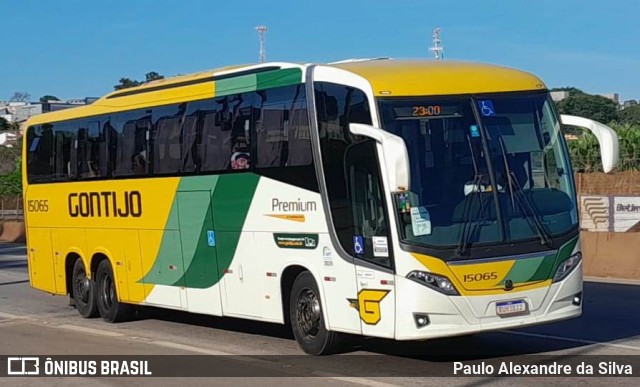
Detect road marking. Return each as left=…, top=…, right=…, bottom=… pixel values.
left=151, top=340, right=238, bottom=356
left=57, top=324, right=124, bottom=337
left=584, top=276, right=640, bottom=286
left=152, top=340, right=401, bottom=386
left=315, top=374, right=401, bottom=387
left=0, top=311, right=25, bottom=320
left=500, top=330, right=640, bottom=351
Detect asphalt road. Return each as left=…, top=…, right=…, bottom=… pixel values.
left=0, top=242, right=638, bottom=386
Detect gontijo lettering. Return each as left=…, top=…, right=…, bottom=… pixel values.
left=68, top=191, right=142, bottom=218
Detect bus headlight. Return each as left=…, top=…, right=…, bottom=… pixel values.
left=407, top=271, right=459, bottom=296
left=553, top=252, right=582, bottom=283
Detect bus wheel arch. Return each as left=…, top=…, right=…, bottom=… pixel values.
left=285, top=268, right=342, bottom=355
left=281, top=265, right=309, bottom=326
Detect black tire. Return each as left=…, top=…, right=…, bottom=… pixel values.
left=289, top=271, right=342, bottom=355
left=71, top=258, right=98, bottom=318
left=95, top=259, right=132, bottom=323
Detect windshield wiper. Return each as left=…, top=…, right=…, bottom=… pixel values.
left=456, top=135, right=485, bottom=256
left=498, top=137, right=552, bottom=247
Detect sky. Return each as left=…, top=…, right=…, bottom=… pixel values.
left=1, top=0, right=639, bottom=102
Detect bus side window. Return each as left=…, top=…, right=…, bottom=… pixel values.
left=77, top=120, right=103, bottom=179
left=200, top=101, right=231, bottom=172
left=113, top=111, right=151, bottom=177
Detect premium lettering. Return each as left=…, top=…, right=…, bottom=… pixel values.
left=68, top=191, right=142, bottom=218
left=271, top=198, right=317, bottom=212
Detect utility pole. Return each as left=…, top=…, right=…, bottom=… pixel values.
left=429, top=28, right=444, bottom=60
left=255, top=25, right=268, bottom=63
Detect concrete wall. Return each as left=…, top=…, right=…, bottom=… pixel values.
left=577, top=172, right=640, bottom=279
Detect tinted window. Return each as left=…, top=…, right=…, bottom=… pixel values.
left=253, top=84, right=317, bottom=191
left=315, top=82, right=390, bottom=266
left=77, top=120, right=105, bottom=179
left=152, top=104, right=187, bottom=175
left=52, top=122, right=75, bottom=181
left=113, top=110, right=151, bottom=177
left=228, top=94, right=253, bottom=171
left=26, top=125, right=54, bottom=183
left=181, top=104, right=199, bottom=174
left=199, top=99, right=230, bottom=172
left=26, top=85, right=319, bottom=184
left=255, top=84, right=312, bottom=168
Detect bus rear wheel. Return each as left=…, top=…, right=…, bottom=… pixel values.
left=72, top=258, right=98, bottom=318
left=95, top=259, right=132, bottom=323
left=289, top=271, right=342, bottom=355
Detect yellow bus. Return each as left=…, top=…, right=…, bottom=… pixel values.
left=23, top=59, right=618, bottom=355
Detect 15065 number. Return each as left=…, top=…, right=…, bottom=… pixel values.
left=463, top=272, right=498, bottom=282
left=28, top=199, right=49, bottom=212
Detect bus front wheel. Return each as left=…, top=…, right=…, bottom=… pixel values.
left=72, top=258, right=98, bottom=318
left=95, top=259, right=132, bottom=323
left=289, top=271, right=342, bottom=355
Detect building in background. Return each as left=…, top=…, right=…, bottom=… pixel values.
left=0, top=132, right=18, bottom=147
left=599, top=93, right=620, bottom=104
left=550, top=90, right=570, bottom=102
left=0, top=98, right=97, bottom=136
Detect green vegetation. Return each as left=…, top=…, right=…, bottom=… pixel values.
left=0, top=144, right=21, bottom=195
left=114, top=71, right=165, bottom=90
left=39, top=95, right=60, bottom=103
left=567, top=123, right=640, bottom=172
left=553, top=88, right=640, bottom=172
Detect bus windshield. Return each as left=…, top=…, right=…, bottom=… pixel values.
left=379, top=92, right=578, bottom=257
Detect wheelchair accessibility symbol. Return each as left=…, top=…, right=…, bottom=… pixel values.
left=353, top=236, right=364, bottom=255
left=478, top=100, right=495, bottom=117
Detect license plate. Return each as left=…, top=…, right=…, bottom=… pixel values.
left=496, top=300, right=527, bottom=316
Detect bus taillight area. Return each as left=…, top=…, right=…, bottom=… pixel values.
left=393, top=255, right=583, bottom=340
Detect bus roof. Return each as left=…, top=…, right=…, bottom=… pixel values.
left=26, top=59, right=546, bottom=126
left=329, top=59, right=547, bottom=97
left=25, top=63, right=256, bottom=126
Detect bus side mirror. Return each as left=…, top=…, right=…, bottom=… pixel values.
left=349, top=123, right=410, bottom=191
left=560, top=114, right=619, bottom=173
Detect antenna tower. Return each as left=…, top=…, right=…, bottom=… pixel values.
left=255, top=25, right=268, bottom=63
left=429, top=28, right=444, bottom=60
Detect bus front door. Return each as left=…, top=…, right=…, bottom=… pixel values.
left=345, top=140, right=396, bottom=339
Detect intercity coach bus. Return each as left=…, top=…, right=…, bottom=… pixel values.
left=23, top=59, right=618, bottom=354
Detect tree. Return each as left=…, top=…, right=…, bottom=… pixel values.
left=0, top=117, right=9, bottom=132
left=114, top=78, right=142, bottom=90
left=617, top=105, right=640, bottom=126
left=9, top=91, right=30, bottom=102
left=145, top=71, right=164, bottom=82
left=39, top=95, right=60, bottom=103
left=556, top=93, right=618, bottom=124
left=113, top=71, right=165, bottom=90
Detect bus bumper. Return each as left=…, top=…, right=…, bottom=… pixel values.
left=394, top=261, right=583, bottom=340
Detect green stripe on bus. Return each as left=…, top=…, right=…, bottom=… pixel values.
left=214, top=68, right=303, bottom=98
left=526, top=253, right=556, bottom=282
left=498, top=256, right=546, bottom=285
left=141, top=174, right=260, bottom=289
left=215, top=75, right=258, bottom=96
left=210, top=174, right=260, bottom=285
left=256, top=68, right=302, bottom=90
left=549, top=236, right=579, bottom=276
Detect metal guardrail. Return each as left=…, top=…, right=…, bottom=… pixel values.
left=0, top=197, right=23, bottom=220
left=0, top=209, right=23, bottom=218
